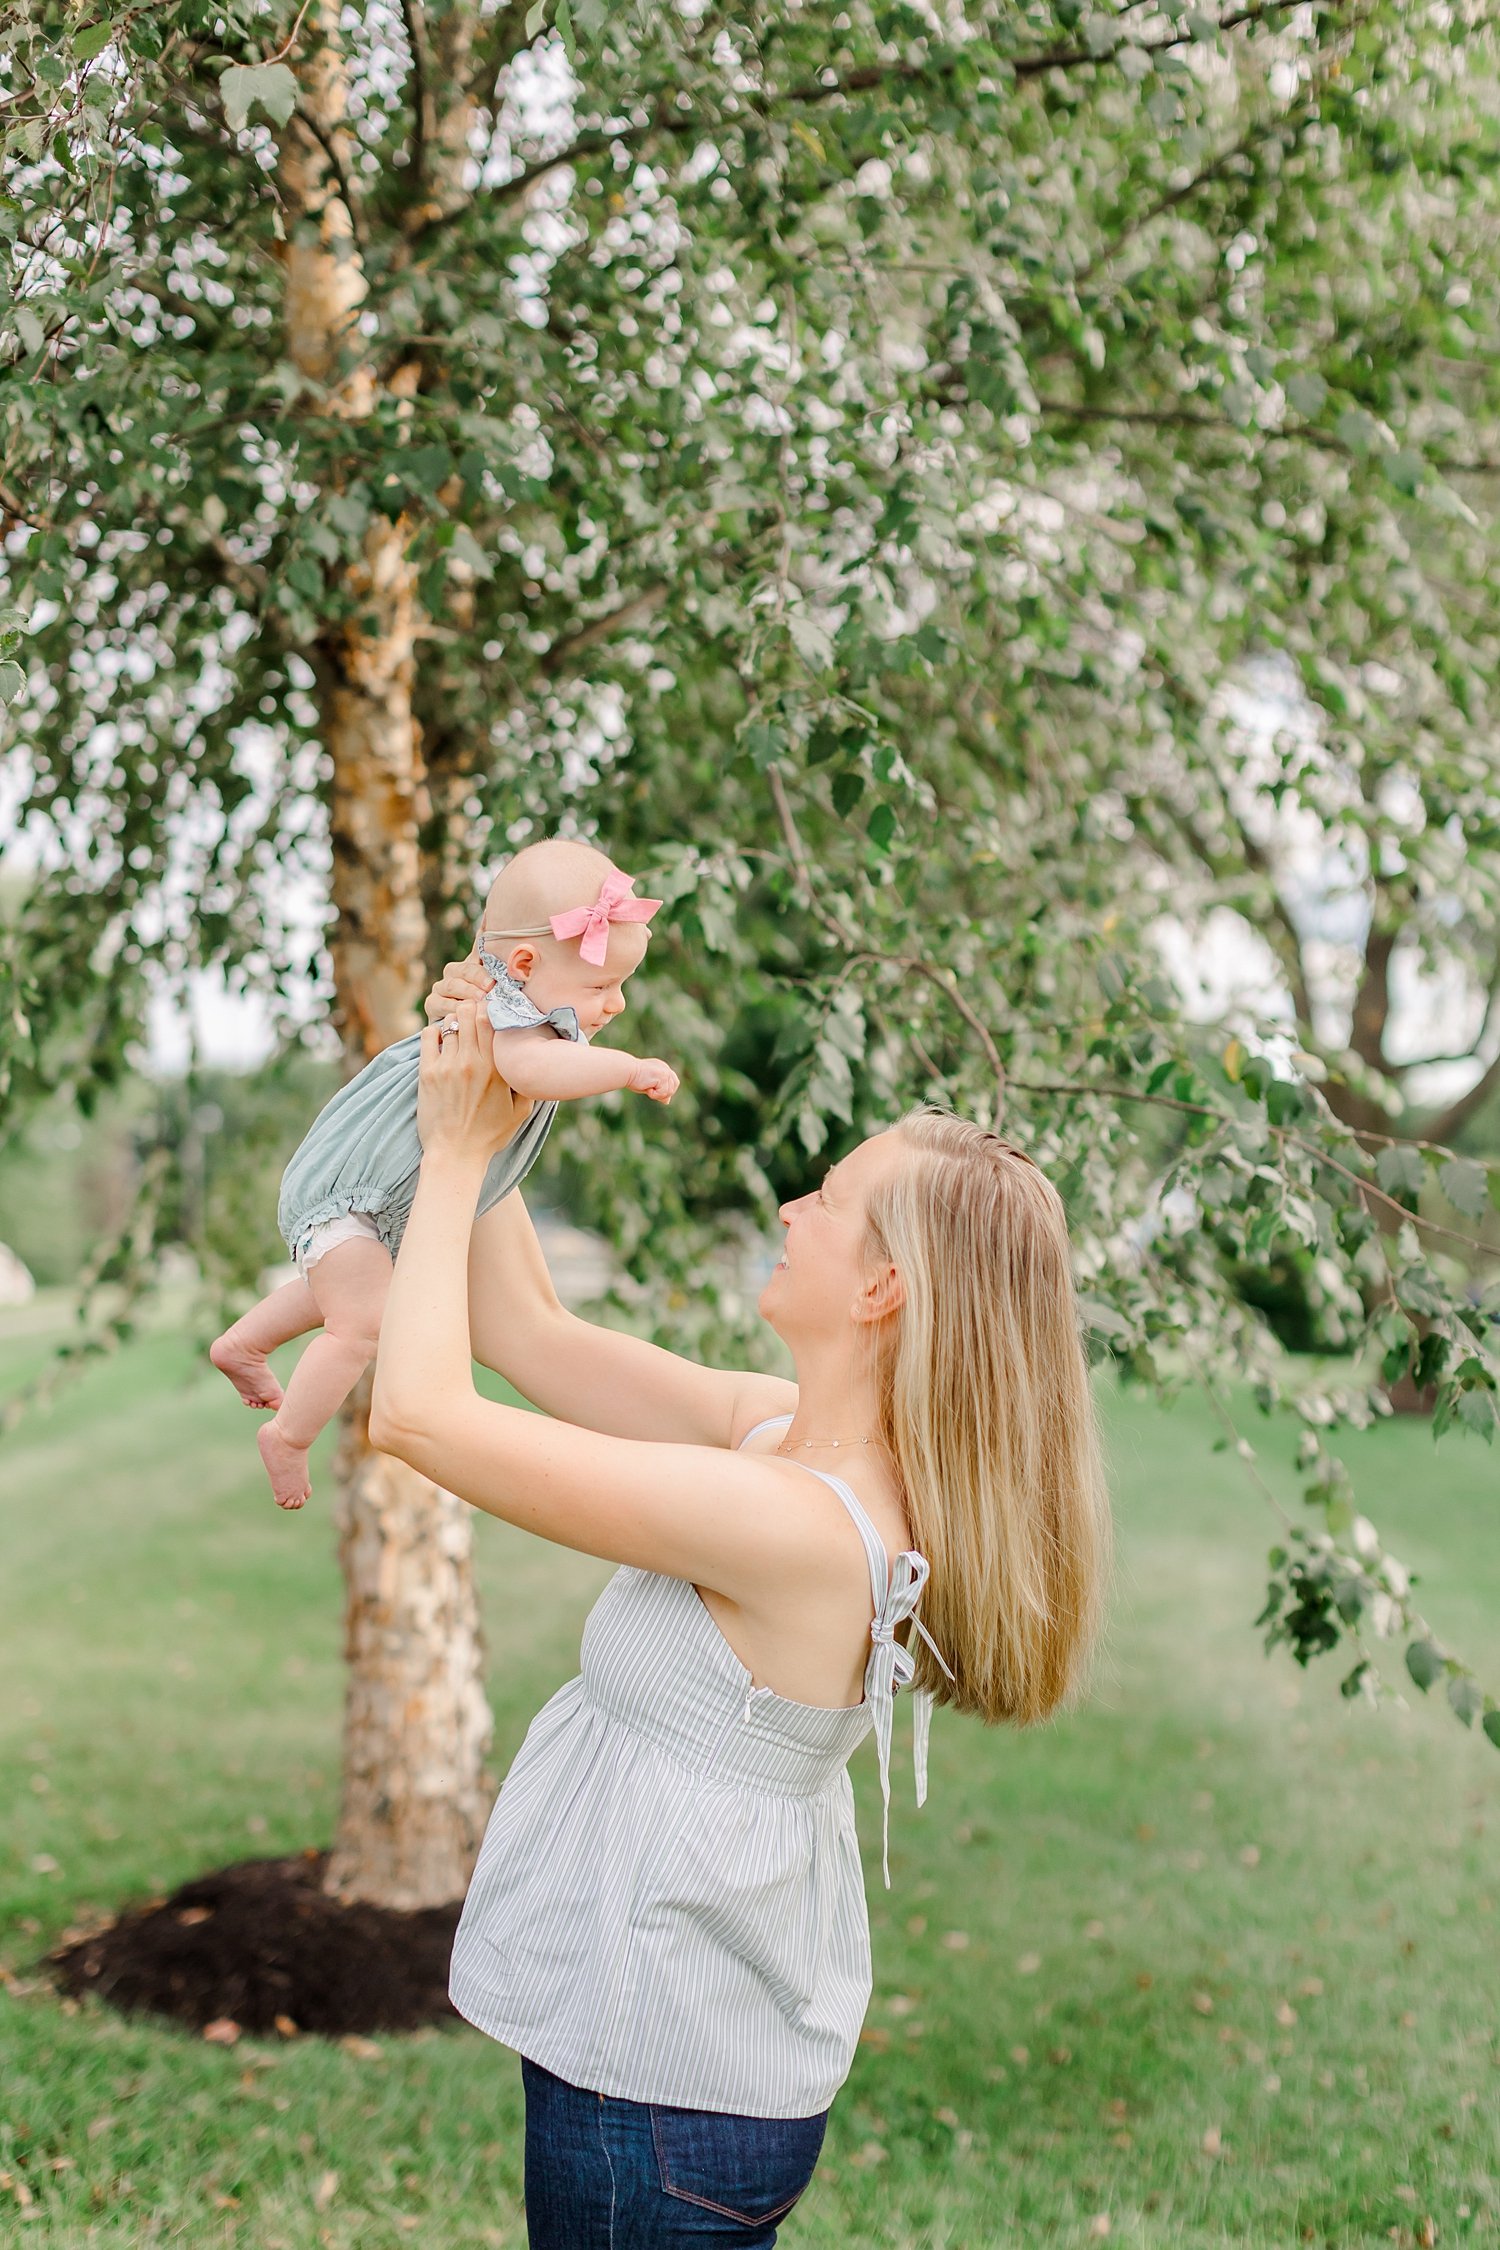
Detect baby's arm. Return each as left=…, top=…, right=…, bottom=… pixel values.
left=492, top=1026, right=679, bottom=1105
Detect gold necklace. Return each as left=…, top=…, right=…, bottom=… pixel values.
left=775, top=1434, right=875, bottom=1452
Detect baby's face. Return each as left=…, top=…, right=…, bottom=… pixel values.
left=516, top=920, right=650, bottom=1037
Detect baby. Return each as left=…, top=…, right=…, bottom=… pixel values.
left=210, top=838, right=678, bottom=1510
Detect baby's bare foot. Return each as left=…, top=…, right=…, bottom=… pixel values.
left=211, top=1327, right=284, bottom=1412
left=258, top=1422, right=312, bottom=1511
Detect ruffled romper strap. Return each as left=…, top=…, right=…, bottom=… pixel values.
left=739, top=1414, right=953, bottom=1888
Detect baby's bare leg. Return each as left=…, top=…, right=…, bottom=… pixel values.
left=211, top=1277, right=320, bottom=1411
left=258, top=1239, right=392, bottom=1511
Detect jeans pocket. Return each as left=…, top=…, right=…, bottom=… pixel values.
left=651, top=2103, right=828, bottom=2228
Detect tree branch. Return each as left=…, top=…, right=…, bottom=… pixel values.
left=767, top=769, right=1008, bottom=1123
left=400, top=0, right=430, bottom=197
left=1076, top=125, right=1266, bottom=286
left=1033, top=398, right=1500, bottom=476
left=1009, top=1080, right=1498, bottom=1257
left=539, top=582, right=670, bottom=674
left=410, top=1, right=1313, bottom=251
left=1416, top=1043, right=1500, bottom=1148
left=292, top=102, right=366, bottom=253
left=1139, top=788, right=1317, bottom=1035
left=1394, top=951, right=1500, bottom=1076
left=1348, top=916, right=1397, bottom=1078
left=1075, top=0, right=1367, bottom=284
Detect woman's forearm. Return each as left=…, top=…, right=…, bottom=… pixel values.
left=371, top=1146, right=490, bottom=1442
left=467, top=1193, right=783, bottom=1449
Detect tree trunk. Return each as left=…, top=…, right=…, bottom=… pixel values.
left=279, top=2, right=493, bottom=1908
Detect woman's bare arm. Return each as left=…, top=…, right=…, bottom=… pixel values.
left=430, top=968, right=789, bottom=1445
left=467, top=1183, right=794, bottom=1448
left=372, top=1020, right=820, bottom=1593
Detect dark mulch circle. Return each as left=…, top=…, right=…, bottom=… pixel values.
left=49, top=1851, right=462, bottom=2038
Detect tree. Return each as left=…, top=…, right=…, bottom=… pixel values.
left=4, top=0, right=1499, bottom=1912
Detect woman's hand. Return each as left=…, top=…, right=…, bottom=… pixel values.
left=417, top=1000, right=534, bottom=1163
left=424, top=953, right=494, bottom=1024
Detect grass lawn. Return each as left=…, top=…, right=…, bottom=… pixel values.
left=1, top=1298, right=1497, bottom=2248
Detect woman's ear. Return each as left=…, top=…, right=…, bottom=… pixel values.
left=853, top=1259, right=903, bottom=1326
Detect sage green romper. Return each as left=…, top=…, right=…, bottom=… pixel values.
left=277, top=956, right=584, bottom=1264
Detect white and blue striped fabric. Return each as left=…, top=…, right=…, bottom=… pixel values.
left=448, top=1415, right=947, bottom=2118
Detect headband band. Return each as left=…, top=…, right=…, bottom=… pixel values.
left=480, top=872, right=663, bottom=968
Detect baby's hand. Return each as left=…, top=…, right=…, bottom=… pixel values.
left=628, top=1058, right=680, bottom=1105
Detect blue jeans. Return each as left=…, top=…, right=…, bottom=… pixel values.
left=521, top=2057, right=829, bottom=2247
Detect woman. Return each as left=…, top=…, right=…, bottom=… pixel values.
left=370, top=983, right=1111, bottom=2248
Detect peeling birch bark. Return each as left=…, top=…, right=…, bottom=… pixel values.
left=277, top=1, right=493, bottom=1908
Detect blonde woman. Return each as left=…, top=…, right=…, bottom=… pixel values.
left=371, top=978, right=1112, bottom=2249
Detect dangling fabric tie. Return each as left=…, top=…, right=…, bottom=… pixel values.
left=866, top=1550, right=955, bottom=1888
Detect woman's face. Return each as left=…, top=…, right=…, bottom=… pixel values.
left=760, top=1130, right=908, bottom=1344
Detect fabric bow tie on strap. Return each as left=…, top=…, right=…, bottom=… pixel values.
left=866, top=1549, right=955, bottom=1888
left=549, top=873, right=663, bottom=966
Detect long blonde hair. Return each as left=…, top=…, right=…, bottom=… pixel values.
left=865, top=1108, right=1112, bottom=1726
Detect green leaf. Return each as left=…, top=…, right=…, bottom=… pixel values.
left=1437, top=1156, right=1490, bottom=1219
left=1404, top=1639, right=1443, bottom=1693
left=1079, top=1297, right=1134, bottom=1342
left=326, top=490, right=370, bottom=541
left=742, top=722, right=785, bottom=770
left=1266, top=1078, right=1305, bottom=1127
left=788, top=611, right=834, bottom=670
left=867, top=802, right=896, bottom=851
left=403, top=445, right=454, bottom=495
left=555, top=0, right=577, bottom=59
left=74, top=20, right=114, bottom=60
left=1335, top=405, right=1384, bottom=456
left=220, top=62, right=299, bottom=133
left=448, top=526, right=495, bottom=581
left=285, top=556, right=323, bottom=601
left=1483, top=1710, right=1500, bottom=1751
left=831, top=769, right=865, bottom=817
left=525, top=0, right=549, bottom=33
left=1375, top=1143, right=1425, bottom=1203
left=14, top=307, right=45, bottom=356
left=1285, top=372, right=1327, bottom=419
left=1454, top=1387, right=1499, bottom=1440
left=1446, top=1671, right=1482, bottom=1728
left=0, top=659, right=24, bottom=704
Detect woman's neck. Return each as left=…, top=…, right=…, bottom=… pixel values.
left=780, top=1336, right=883, bottom=1454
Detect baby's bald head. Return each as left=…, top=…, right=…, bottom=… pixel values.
left=482, top=837, right=622, bottom=931
left=478, top=837, right=654, bottom=1031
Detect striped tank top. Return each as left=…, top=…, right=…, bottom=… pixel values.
left=448, top=1415, right=950, bottom=2118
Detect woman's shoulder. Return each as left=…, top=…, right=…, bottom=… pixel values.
left=728, top=1380, right=798, bottom=1453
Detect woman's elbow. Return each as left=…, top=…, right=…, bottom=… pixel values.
left=368, top=1376, right=425, bottom=1463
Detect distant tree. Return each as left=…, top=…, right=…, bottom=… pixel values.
left=4, top=0, right=1499, bottom=1908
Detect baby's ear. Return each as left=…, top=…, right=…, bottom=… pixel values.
left=507, top=944, right=538, bottom=982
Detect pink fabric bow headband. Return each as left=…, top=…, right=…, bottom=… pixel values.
left=548, top=872, right=663, bottom=966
